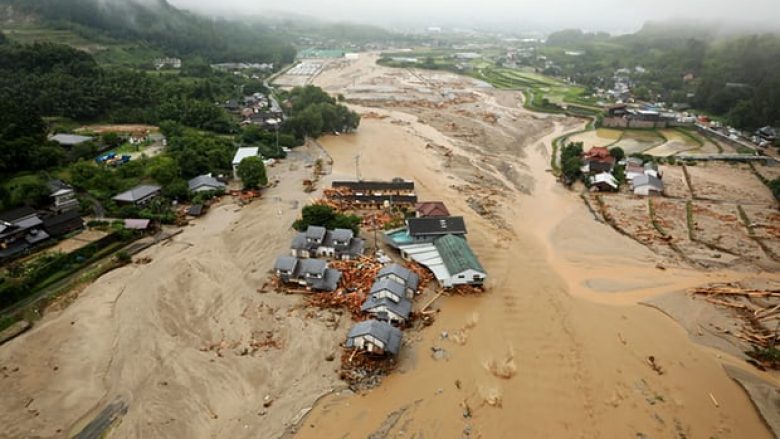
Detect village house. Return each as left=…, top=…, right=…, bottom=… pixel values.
left=345, top=319, right=403, bottom=357
left=290, top=225, right=365, bottom=260
left=370, top=277, right=412, bottom=302
left=273, top=255, right=342, bottom=292
left=187, top=174, right=226, bottom=193
left=376, top=263, right=419, bottom=297
left=154, top=57, right=182, bottom=69
left=631, top=174, right=664, bottom=196
left=0, top=207, right=49, bottom=259
left=360, top=295, right=412, bottom=325
left=129, top=131, right=150, bottom=145
left=589, top=172, right=619, bottom=192
left=415, top=201, right=450, bottom=218
left=328, top=179, right=418, bottom=209
left=406, top=216, right=467, bottom=243
left=42, top=210, right=84, bottom=238
left=581, top=146, right=615, bottom=174
left=47, top=179, right=79, bottom=213
left=396, top=234, right=486, bottom=288
left=232, top=147, right=260, bottom=179
left=112, top=184, right=162, bottom=206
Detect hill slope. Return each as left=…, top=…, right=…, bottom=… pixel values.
left=0, top=0, right=295, bottom=64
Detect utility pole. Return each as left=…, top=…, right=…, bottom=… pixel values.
left=355, top=153, right=361, bottom=181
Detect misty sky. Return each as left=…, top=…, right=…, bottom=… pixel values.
left=168, top=0, right=780, bottom=32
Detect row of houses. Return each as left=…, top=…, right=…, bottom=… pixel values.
left=0, top=179, right=85, bottom=260
left=112, top=174, right=227, bottom=207
left=344, top=263, right=422, bottom=357
left=583, top=147, right=664, bottom=196
left=325, top=179, right=418, bottom=210
left=221, top=92, right=284, bottom=130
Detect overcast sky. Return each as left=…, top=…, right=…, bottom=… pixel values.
left=168, top=0, right=780, bottom=33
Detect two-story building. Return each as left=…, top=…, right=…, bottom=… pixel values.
left=290, top=225, right=365, bottom=260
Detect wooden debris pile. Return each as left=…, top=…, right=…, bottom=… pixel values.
left=690, top=283, right=780, bottom=369
left=361, top=212, right=396, bottom=231
left=304, top=257, right=384, bottom=319
left=450, top=284, right=486, bottom=295
left=339, top=349, right=396, bottom=390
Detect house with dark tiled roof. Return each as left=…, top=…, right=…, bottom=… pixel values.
left=112, top=185, right=162, bottom=206
left=188, top=175, right=226, bottom=193
left=0, top=207, right=49, bottom=259
left=375, top=264, right=419, bottom=298
left=361, top=295, right=412, bottom=325
left=290, top=225, right=364, bottom=260
left=273, top=255, right=342, bottom=291
left=345, top=320, right=403, bottom=356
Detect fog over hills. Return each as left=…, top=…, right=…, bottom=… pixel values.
left=169, top=0, right=780, bottom=33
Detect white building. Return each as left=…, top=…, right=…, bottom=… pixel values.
left=232, top=147, right=260, bottom=179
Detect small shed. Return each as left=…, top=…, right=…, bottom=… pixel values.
left=631, top=174, right=664, bottom=196
left=124, top=219, right=151, bottom=230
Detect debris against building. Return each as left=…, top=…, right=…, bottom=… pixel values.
left=326, top=179, right=418, bottom=209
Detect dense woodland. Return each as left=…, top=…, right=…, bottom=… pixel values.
left=543, top=24, right=780, bottom=130
left=0, top=0, right=296, bottom=64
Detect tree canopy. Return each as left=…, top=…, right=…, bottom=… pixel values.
left=236, top=156, right=267, bottom=189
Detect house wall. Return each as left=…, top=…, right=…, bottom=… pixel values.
left=633, top=186, right=662, bottom=196
left=366, top=305, right=405, bottom=323
left=351, top=334, right=386, bottom=353
left=446, top=269, right=486, bottom=287
left=373, top=290, right=402, bottom=303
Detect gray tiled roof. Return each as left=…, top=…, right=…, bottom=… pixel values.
left=309, top=268, right=342, bottom=291
left=274, top=255, right=298, bottom=272
left=633, top=174, right=664, bottom=190
left=112, top=185, right=162, bottom=203
left=377, top=264, right=420, bottom=291
left=305, top=225, right=327, bottom=241
left=346, top=320, right=403, bottom=355
left=187, top=175, right=226, bottom=192
left=370, top=278, right=407, bottom=299
left=361, top=296, right=412, bottom=320
left=331, top=228, right=354, bottom=242
left=299, top=258, right=327, bottom=275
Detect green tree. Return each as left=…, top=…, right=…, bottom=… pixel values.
left=236, top=156, right=267, bottom=188
left=609, top=146, right=625, bottom=162
left=103, top=132, right=122, bottom=148
left=163, top=179, right=190, bottom=201
left=148, top=156, right=181, bottom=186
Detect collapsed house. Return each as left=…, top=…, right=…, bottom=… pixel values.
left=345, top=319, right=403, bottom=357
left=326, top=179, right=418, bottom=209
left=273, top=255, right=342, bottom=291
left=290, top=225, right=365, bottom=260
left=415, top=201, right=450, bottom=218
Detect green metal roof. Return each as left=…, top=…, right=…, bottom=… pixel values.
left=434, top=234, right=485, bottom=275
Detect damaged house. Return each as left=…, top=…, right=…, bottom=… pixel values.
left=290, top=225, right=365, bottom=260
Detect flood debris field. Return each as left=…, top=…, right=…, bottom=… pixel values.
left=588, top=161, right=780, bottom=270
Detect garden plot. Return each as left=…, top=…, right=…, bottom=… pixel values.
left=643, top=130, right=701, bottom=157
left=752, top=162, right=780, bottom=182
left=568, top=129, right=622, bottom=150
left=659, top=165, right=691, bottom=198
left=685, top=163, right=777, bottom=205
left=612, top=130, right=665, bottom=154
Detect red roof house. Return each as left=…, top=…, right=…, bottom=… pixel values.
left=415, top=201, right=450, bottom=218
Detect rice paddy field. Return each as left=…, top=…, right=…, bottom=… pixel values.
left=567, top=128, right=623, bottom=150
left=643, top=129, right=703, bottom=157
